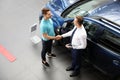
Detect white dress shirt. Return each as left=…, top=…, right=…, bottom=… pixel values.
left=62, top=25, right=87, bottom=49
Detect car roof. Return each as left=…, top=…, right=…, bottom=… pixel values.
left=84, top=16, right=120, bottom=36
left=90, top=0, right=120, bottom=25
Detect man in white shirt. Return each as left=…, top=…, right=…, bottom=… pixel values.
left=57, top=16, right=87, bottom=77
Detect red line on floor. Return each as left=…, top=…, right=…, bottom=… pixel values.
left=0, top=45, right=16, bottom=62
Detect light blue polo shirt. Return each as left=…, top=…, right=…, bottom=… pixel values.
left=40, top=18, right=55, bottom=41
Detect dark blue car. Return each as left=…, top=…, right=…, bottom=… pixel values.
left=57, top=0, right=120, bottom=79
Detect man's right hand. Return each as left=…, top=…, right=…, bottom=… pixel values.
left=55, top=35, right=62, bottom=40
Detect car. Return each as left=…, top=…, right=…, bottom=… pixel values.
left=55, top=0, right=120, bottom=79
left=61, top=16, right=120, bottom=79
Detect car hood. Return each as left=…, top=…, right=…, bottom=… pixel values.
left=46, top=0, right=79, bottom=15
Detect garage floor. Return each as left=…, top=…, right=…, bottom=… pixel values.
left=0, top=0, right=109, bottom=80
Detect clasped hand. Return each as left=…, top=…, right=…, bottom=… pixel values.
left=54, top=35, right=72, bottom=49
left=55, top=35, right=62, bottom=40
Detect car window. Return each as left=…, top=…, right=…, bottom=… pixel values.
left=64, top=0, right=107, bottom=18
left=98, top=30, right=120, bottom=54
left=83, top=21, right=100, bottom=39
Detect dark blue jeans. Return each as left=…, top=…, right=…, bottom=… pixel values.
left=71, top=49, right=84, bottom=72
left=41, top=40, right=52, bottom=61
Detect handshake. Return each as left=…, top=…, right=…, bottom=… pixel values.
left=54, top=35, right=63, bottom=40
left=54, top=35, right=72, bottom=49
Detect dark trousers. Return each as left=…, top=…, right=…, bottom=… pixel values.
left=71, top=49, right=84, bottom=72
left=41, top=40, right=52, bottom=61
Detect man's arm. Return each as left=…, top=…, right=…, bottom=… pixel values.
left=55, top=27, right=76, bottom=40
left=43, top=33, right=56, bottom=40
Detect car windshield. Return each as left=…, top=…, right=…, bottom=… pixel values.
left=64, top=0, right=106, bottom=18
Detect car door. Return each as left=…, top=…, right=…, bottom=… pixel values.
left=84, top=20, right=120, bottom=76
left=83, top=20, right=106, bottom=68
left=97, top=29, right=120, bottom=76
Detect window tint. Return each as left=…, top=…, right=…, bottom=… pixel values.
left=99, top=30, right=120, bottom=54
left=63, top=0, right=108, bottom=18
left=83, top=21, right=100, bottom=38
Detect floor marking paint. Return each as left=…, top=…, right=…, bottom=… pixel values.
left=0, top=45, right=16, bottom=62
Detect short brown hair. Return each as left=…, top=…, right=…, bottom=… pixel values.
left=76, top=16, right=83, bottom=25
left=42, top=8, right=50, bottom=15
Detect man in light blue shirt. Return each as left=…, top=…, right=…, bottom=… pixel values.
left=40, top=17, right=55, bottom=41
left=40, top=8, right=56, bottom=67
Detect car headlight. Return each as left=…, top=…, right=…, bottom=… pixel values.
left=55, top=27, right=61, bottom=35
left=57, top=28, right=60, bottom=32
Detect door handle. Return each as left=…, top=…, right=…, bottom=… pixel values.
left=113, top=60, right=120, bottom=66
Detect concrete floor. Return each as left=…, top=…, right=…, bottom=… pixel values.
left=0, top=0, right=109, bottom=80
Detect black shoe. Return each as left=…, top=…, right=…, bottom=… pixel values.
left=42, top=61, right=50, bottom=67
left=70, top=71, right=80, bottom=77
left=48, top=53, right=56, bottom=57
left=66, top=66, right=74, bottom=71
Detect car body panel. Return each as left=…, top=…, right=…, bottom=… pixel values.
left=47, top=0, right=79, bottom=16
left=83, top=17, right=120, bottom=76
